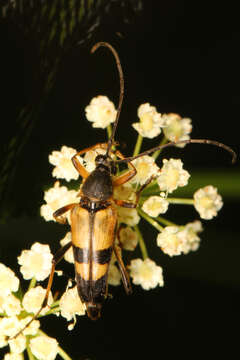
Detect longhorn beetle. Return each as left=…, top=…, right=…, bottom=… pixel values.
left=16, top=42, right=236, bottom=336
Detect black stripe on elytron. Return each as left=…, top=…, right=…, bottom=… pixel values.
left=73, top=245, right=113, bottom=265
left=75, top=272, right=108, bottom=303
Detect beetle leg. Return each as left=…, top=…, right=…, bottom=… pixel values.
left=114, top=175, right=157, bottom=208
left=53, top=203, right=76, bottom=224
left=12, top=241, right=72, bottom=339
left=113, top=244, right=132, bottom=295
left=113, top=150, right=137, bottom=186
left=72, top=143, right=108, bottom=179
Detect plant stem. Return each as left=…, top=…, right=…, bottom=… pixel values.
left=134, top=225, right=148, bottom=259
left=138, top=208, right=164, bottom=232
left=156, top=216, right=179, bottom=227
left=28, top=277, right=36, bottom=291
left=133, top=134, right=143, bottom=157
left=107, top=124, right=112, bottom=139
left=152, top=136, right=168, bottom=160
left=167, top=198, right=194, bottom=205
left=26, top=345, right=35, bottom=360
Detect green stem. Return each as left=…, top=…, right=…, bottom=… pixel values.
left=134, top=225, right=148, bottom=259
left=156, top=216, right=179, bottom=227
left=26, top=345, right=35, bottom=360
left=107, top=124, right=112, bottom=139
left=28, top=277, right=36, bottom=291
left=138, top=208, right=164, bottom=232
left=38, top=329, right=73, bottom=360
left=133, top=134, right=143, bottom=157
left=152, top=136, right=168, bottom=160
left=167, top=198, right=194, bottom=205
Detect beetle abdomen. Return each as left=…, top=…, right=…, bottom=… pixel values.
left=70, top=203, right=117, bottom=317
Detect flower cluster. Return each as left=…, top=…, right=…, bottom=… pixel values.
left=40, top=95, right=223, bottom=292
left=0, top=244, right=86, bottom=360
left=1, top=95, right=225, bottom=360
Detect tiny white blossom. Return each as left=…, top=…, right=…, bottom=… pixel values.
left=30, top=335, right=58, bottom=360
left=0, top=334, right=8, bottom=348
left=20, top=316, right=40, bottom=336
left=157, top=158, right=190, bottom=193
left=113, top=182, right=136, bottom=202
left=8, top=333, right=26, bottom=354
left=130, top=156, right=159, bottom=185
left=0, top=293, right=22, bottom=316
left=49, top=145, right=79, bottom=181
left=0, top=263, right=19, bottom=296
left=85, top=95, right=117, bottom=128
left=83, top=147, right=106, bottom=173
left=142, top=196, right=169, bottom=217
left=132, top=103, right=164, bottom=138
left=18, top=242, right=53, bottom=281
left=163, top=113, right=192, bottom=147
left=193, top=185, right=223, bottom=220
left=4, top=354, right=23, bottom=360
left=117, top=207, right=140, bottom=226
left=157, top=222, right=202, bottom=256
left=108, top=264, right=121, bottom=286
left=119, top=227, right=138, bottom=251
left=60, top=232, right=74, bottom=264
left=129, top=258, right=164, bottom=290
left=22, top=286, right=53, bottom=316
left=40, top=181, right=78, bottom=223
left=59, top=286, right=85, bottom=321
left=0, top=316, right=21, bottom=338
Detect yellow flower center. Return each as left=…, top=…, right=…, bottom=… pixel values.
left=137, top=162, right=150, bottom=180
left=164, top=118, right=183, bottom=139
left=166, top=168, right=180, bottom=188
left=199, top=196, right=213, bottom=209
left=140, top=113, right=153, bottom=131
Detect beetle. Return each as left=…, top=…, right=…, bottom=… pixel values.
left=15, top=42, right=236, bottom=336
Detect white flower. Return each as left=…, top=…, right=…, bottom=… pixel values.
left=40, top=181, right=78, bottom=223
left=157, top=158, right=190, bottom=193
left=0, top=263, right=19, bottom=296
left=132, top=103, right=164, bottom=138
left=129, top=258, right=164, bottom=290
left=18, top=242, right=53, bottom=281
left=117, top=207, right=140, bottom=226
left=142, top=196, right=169, bottom=217
left=49, top=145, right=79, bottom=182
left=0, top=316, right=21, bottom=338
left=20, top=316, right=40, bottom=336
left=59, top=286, right=85, bottom=321
left=108, top=264, right=121, bottom=286
left=85, top=95, right=117, bottom=128
left=4, top=354, right=23, bottom=360
left=162, top=113, right=192, bottom=147
left=22, top=286, right=53, bottom=316
left=0, top=334, right=8, bottom=348
left=60, top=232, right=74, bottom=264
left=8, top=333, right=26, bottom=354
left=113, top=182, right=136, bottom=202
left=0, top=293, right=22, bottom=316
left=30, top=335, right=58, bottom=360
left=119, top=227, right=138, bottom=251
left=83, top=147, right=106, bottom=173
left=193, top=185, right=223, bottom=220
left=130, top=156, right=159, bottom=185
left=156, top=222, right=202, bottom=256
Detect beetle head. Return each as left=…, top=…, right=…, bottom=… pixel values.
left=95, top=154, right=117, bottom=175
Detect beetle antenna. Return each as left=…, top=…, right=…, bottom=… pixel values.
left=91, top=42, right=124, bottom=157
left=115, top=139, right=237, bottom=164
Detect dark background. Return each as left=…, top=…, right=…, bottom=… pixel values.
left=0, top=1, right=239, bottom=359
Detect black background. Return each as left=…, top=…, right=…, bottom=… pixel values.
left=0, top=1, right=240, bottom=359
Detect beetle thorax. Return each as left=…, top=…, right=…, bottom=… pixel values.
left=81, top=166, right=113, bottom=201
